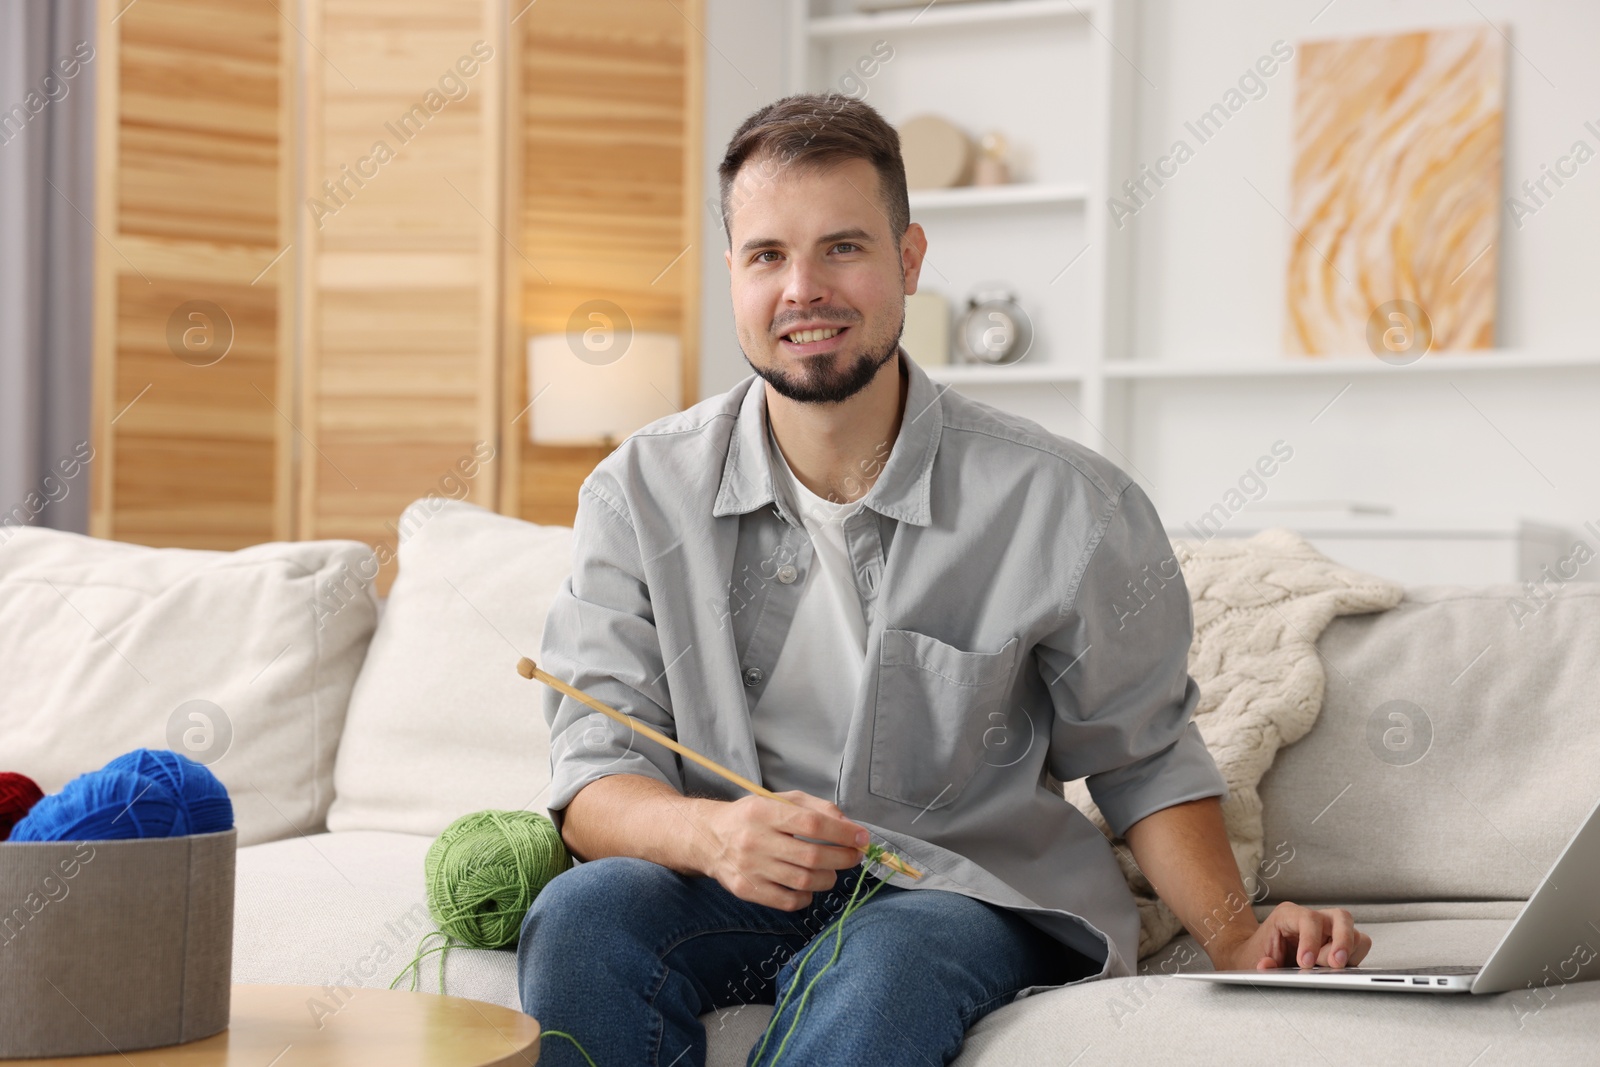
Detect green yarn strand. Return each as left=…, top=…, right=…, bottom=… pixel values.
left=540, top=1030, right=602, bottom=1067
left=390, top=930, right=454, bottom=993
left=751, top=843, right=897, bottom=1067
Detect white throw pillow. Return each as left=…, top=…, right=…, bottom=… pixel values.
left=325, top=498, right=570, bottom=836
left=0, top=526, right=379, bottom=846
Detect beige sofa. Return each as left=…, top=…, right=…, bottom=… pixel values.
left=5, top=498, right=1598, bottom=1065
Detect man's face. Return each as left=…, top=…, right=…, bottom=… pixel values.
left=724, top=155, right=924, bottom=405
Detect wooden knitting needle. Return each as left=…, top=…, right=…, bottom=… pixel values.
left=517, top=656, right=922, bottom=880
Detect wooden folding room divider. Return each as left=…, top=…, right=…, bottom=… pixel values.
left=90, top=0, right=703, bottom=594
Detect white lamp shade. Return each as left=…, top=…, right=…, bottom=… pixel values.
left=527, top=331, right=683, bottom=445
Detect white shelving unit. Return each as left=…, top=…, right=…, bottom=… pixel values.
left=809, top=0, right=1103, bottom=37
left=788, top=0, right=1136, bottom=441
left=786, top=2, right=1600, bottom=443
left=907, top=183, right=1088, bottom=211
left=1165, top=514, right=1579, bottom=587
left=1104, top=348, right=1600, bottom=379
left=784, top=1, right=1595, bottom=586
left=924, top=362, right=1086, bottom=384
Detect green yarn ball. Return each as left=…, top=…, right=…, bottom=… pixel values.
left=423, top=809, right=572, bottom=949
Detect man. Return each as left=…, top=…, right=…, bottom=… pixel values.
left=518, top=94, right=1371, bottom=1067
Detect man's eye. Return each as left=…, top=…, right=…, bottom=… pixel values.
left=755, top=251, right=781, bottom=263
left=833, top=243, right=860, bottom=253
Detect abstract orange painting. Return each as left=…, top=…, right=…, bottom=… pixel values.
left=1285, top=25, right=1505, bottom=356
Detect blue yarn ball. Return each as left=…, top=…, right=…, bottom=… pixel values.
left=103, top=748, right=234, bottom=835
left=9, top=769, right=190, bottom=842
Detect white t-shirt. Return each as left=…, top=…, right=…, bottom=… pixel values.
left=748, top=423, right=870, bottom=801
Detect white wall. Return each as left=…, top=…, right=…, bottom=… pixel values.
left=1132, top=0, right=1600, bottom=361
left=1123, top=0, right=1600, bottom=580
left=699, top=1, right=1600, bottom=583
left=697, top=0, right=793, bottom=398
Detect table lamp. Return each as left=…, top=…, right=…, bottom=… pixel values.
left=526, top=331, right=683, bottom=446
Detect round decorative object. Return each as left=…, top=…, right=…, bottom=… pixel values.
left=104, top=748, right=234, bottom=834
left=9, top=769, right=189, bottom=842
left=0, top=771, right=44, bottom=840
left=898, top=114, right=973, bottom=190
left=974, top=130, right=1011, bottom=186
left=957, top=289, right=1033, bottom=365
left=423, top=809, right=572, bottom=950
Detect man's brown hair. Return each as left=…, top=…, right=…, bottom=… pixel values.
left=718, top=93, right=910, bottom=247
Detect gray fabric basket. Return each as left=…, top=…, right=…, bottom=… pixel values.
left=0, top=828, right=235, bottom=1057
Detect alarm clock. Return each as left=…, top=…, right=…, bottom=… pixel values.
left=957, top=289, right=1032, bottom=365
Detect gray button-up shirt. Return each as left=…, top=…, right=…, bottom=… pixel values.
left=539, top=346, right=1230, bottom=991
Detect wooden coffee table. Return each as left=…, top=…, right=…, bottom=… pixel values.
left=20, top=985, right=542, bottom=1065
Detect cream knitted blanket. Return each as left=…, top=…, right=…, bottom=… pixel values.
left=1060, top=527, right=1405, bottom=959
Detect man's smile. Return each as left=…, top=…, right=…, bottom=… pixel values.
left=778, top=324, right=850, bottom=354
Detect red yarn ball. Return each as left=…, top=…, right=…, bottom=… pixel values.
left=0, top=772, right=46, bottom=841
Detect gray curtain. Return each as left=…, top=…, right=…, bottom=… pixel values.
left=0, top=0, right=97, bottom=536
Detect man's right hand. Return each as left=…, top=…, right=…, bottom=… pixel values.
left=700, top=790, right=871, bottom=911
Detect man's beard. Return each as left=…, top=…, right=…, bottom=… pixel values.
left=742, top=305, right=905, bottom=405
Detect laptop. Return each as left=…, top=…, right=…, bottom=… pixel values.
left=1173, top=791, right=1600, bottom=994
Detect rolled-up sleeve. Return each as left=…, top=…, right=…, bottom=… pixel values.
left=540, top=478, right=684, bottom=836
left=1039, top=478, right=1228, bottom=839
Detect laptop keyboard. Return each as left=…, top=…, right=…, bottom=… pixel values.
left=1311, top=965, right=1480, bottom=975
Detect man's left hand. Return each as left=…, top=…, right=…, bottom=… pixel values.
left=1213, top=902, right=1373, bottom=971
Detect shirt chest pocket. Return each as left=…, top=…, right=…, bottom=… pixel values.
left=868, top=628, right=1021, bottom=811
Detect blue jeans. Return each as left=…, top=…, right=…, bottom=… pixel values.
left=517, top=855, right=1100, bottom=1067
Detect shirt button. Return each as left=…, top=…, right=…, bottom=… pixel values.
left=776, top=564, right=798, bottom=584
left=743, top=666, right=764, bottom=686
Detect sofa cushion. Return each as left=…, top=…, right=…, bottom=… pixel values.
left=0, top=526, right=377, bottom=846
left=234, top=831, right=508, bottom=1002
left=233, top=830, right=769, bottom=1066
left=235, top=831, right=1592, bottom=1066
left=1260, top=584, right=1600, bottom=905
left=959, top=915, right=1600, bottom=1066
left=326, top=498, right=570, bottom=836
